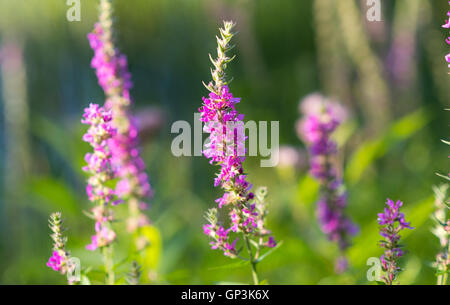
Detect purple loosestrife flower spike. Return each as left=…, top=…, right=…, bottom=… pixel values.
left=47, top=212, right=69, bottom=273
left=200, top=21, right=276, bottom=285
left=377, top=199, right=414, bottom=285
left=82, top=103, right=117, bottom=285
left=87, top=0, right=152, bottom=240
left=47, top=212, right=78, bottom=284
left=297, top=93, right=357, bottom=272
left=82, top=103, right=117, bottom=251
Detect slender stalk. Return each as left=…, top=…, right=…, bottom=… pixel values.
left=444, top=242, right=450, bottom=285
left=244, top=235, right=259, bottom=285
left=438, top=264, right=445, bottom=285
left=438, top=242, right=450, bottom=285
left=99, top=195, right=115, bottom=285
left=102, top=245, right=115, bottom=285
left=335, top=0, right=391, bottom=133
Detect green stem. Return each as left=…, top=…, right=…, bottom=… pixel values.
left=445, top=242, right=450, bottom=285
left=436, top=238, right=449, bottom=285
left=102, top=245, right=115, bottom=285
left=244, top=235, right=259, bottom=285
left=441, top=242, right=449, bottom=285
left=442, top=267, right=448, bottom=285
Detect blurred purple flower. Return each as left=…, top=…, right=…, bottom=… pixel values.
left=335, top=256, right=349, bottom=274
left=87, top=23, right=132, bottom=98
left=87, top=10, right=152, bottom=234
left=275, top=145, right=305, bottom=170
left=134, top=106, right=165, bottom=141
left=297, top=94, right=357, bottom=270
left=86, top=221, right=117, bottom=251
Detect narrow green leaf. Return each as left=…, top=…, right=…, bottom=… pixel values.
left=208, top=260, right=250, bottom=271
left=254, top=241, right=283, bottom=263
left=436, top=173, right=450, bottom=181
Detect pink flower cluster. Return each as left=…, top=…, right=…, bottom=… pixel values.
left=200, top=85, right=276, bottom=256
left=377, top=199, right=414, bottom=284
left=203, top=224, right=237, bottom=257
left=200, top=86, right=246, bottom=187
left=82, top=103, right=116, bottom=204
left=45, top=212, right=79, bottom=282
left=297, top=94, right=357, bottom=254
left=378, top=199, right=413, bottom=231
left=108, top=118, right=153, bottom=201
left=46, top=251, right=66, bottom=273
left=86, top=221, right=117, bottom=251
left=87, top=23, right=132, bottom=99
left=199, top=86, right=248, bottom=194
left=47, top=249, right=78, bottom=284
left=443, top=2, right=450, bottom=69
left=297, top=94, right=346, bottom=182
left=87, top=21, right=152, bottom=232
left=81, top=103, right=117, bottom=250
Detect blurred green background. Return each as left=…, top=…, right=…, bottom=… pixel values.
left=0, top=0, right=448, bottom=284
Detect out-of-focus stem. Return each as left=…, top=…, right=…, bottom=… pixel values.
left=443, top=243, right=449, bottom=285
left=0, top=36, right=30, bottom=264
left=1, top=38, right=30, bottom=186
left=436, top=231, right=449, bottom=285
left=335, top=0, right=390, bottom=134
left=102, top=245, right=115, bottom=285
left=313, top=0, right=351, bottom=104
left=389, top=0, right=420, bottom=90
